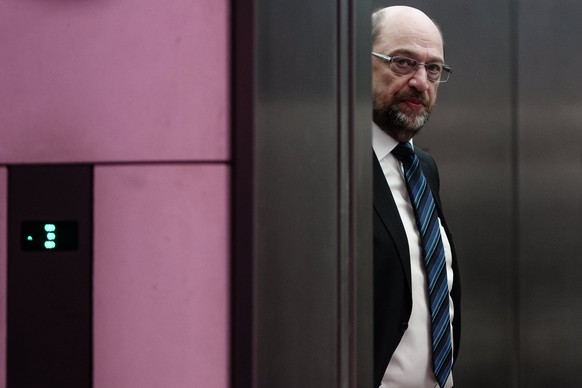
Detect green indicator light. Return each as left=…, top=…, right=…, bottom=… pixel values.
left=22, top=221, right=77, bottom=251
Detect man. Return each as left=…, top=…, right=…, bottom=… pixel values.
left=372, top=6, right=461, bottom=388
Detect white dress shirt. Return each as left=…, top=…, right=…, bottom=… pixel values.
left=373, top=123, right=454, bottom=388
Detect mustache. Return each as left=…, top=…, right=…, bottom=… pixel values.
left=392, top=90, right=430, bottom=108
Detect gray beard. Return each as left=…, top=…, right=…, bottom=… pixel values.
left=373, top=105, right=429, bottom=142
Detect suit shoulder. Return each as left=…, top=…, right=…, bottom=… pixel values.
left=414, top=145, right=434, bottom=162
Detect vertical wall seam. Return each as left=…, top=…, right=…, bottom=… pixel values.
left=509, top=0, right=521, bottom=386
left=231, top=0, right=256, bottom=386
left=336, top=0, right=351, bottom=385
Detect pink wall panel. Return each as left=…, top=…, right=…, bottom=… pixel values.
left=0, top=168, right=6, bottom=388
left=93, top=165, right=229, bottom=388
left=0, top=0, right=229, bottom=163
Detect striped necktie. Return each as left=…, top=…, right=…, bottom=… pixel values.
left=392, top=142, right=453, bottom=387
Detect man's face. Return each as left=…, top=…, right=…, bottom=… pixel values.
left=372, top=15, right=444, bottom=142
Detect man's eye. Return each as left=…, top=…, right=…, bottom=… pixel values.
left=393, top=58, right=415, bottom=67
left=426, top=64, right=442, bottom=74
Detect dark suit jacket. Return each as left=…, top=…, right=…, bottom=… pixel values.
left=373, top=147, right=461, bottom=387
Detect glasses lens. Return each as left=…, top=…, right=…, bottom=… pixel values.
left=439, top=68, right=451, bottom=83
left=389, top=57, right=416, bottom=75
left=424, top=64, right=443, bottom=81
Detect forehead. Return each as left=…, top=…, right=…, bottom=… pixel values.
left=374, top=13, right=444, bottom=60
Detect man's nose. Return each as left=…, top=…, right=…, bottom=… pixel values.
left=408, top=66, right=430, bottom=92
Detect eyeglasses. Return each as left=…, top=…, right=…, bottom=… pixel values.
left=371, top=52, right=452, bottom=83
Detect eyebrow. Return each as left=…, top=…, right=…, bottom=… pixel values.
left=388, top=49, right=444, bottom=64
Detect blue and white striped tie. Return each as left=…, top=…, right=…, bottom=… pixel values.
left=392, top=142, right=453, bottom=387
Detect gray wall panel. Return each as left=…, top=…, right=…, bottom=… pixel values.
left=518, top=1, right=582, bottom=386
left=234, top=0, right=373, bottom=386
left=255, top=1, right=339, bottom=384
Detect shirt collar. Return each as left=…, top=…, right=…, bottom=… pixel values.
left=372, top=122, right=413, bottom=161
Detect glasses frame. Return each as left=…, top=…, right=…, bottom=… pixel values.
left=371, top=52, right=452, bottom=83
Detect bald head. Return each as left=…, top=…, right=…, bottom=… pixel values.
left=372, top=6, right=443, bottom=53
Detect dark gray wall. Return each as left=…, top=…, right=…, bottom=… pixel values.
left=517, top=2, right=582, bottom=387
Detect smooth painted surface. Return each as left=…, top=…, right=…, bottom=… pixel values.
left=93, top=165, right=229, bottom=388
left=0, top=168, right=6, bottom=388
left=0, top=0, right=229, bottom=163
left=0, top=0, right=231, bottom=385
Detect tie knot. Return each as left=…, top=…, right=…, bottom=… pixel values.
left=392, top=142, right=415, bottom=165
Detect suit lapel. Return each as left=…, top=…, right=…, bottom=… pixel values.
left=373, top=155, right=412, bottom=290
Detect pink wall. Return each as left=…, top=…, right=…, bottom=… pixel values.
left=0, top=0, right=230, bottom=386
left=0, top=0, right=229, bottom=163
left=93, top=165, right=229, bottom=388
